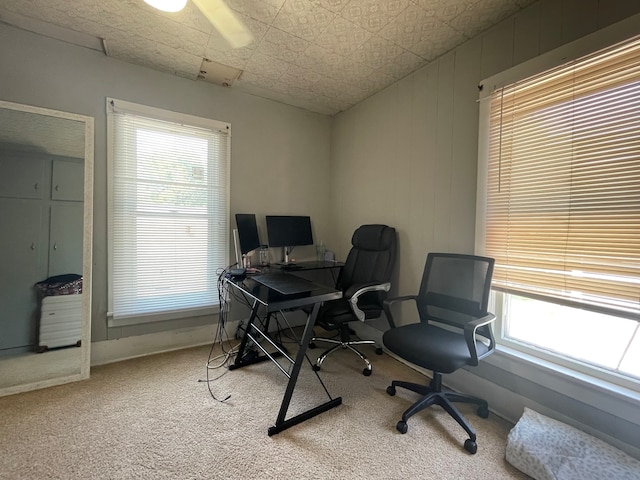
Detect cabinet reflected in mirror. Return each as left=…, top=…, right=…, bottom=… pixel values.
left=0, top=100, right=93, bottom=395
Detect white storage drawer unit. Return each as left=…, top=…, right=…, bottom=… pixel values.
left=38, top=294, right=83, bottom=352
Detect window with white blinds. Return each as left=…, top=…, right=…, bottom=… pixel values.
left=483, top=35, right=640, bottom=321
left=107, top=99, right=230, bottom=326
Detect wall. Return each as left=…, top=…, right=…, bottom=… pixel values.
left=331, top=0, right=640, bottom=457
left=2, top=0, right=639, bottom=457
left=0, top=24, right=332, bottom=344
left=331, top=0, right=640, bottom=297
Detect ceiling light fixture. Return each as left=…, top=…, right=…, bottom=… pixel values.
left=143, top=0, right=187, bottom=13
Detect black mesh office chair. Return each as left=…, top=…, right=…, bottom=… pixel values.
left=382, top=253, right=495, bottom=454
left=309, top=224, right=397, bottom=376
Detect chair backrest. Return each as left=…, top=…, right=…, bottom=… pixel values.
left=338, top=224, right=397, bottom=307
left=417, top=253, right=494, bottom=335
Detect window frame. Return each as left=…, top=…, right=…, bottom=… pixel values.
left=490, top=291, right=639, bottom=392
left=476, top=20, right=640, bottom=394
left=106, top=98, right=231, bottom=327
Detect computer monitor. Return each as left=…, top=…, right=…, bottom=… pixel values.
left=266, top=215, right=313, bottom=263
left=235, top=213, right=261, bottom=255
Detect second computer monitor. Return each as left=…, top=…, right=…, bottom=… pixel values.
left=235, top=213, right=261, bottom=255
left=266, top=215, right=313, bottom=250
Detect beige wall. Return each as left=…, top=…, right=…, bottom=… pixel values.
left=330, top=0, right=640, bottom=456
left=0, top=24, right=332, bottom=343
left=2, top=0, right=640, bottom=454
left=3, top=0, right=638, bottom=343
left=331, top=0, right=640, bottom=300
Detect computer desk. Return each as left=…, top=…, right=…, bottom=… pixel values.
left=225, top=266, right=343, bottom=436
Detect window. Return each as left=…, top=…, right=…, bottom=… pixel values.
left=478, top=36, right=640, bottom=388
left=107, top=99, right=230, bottom=326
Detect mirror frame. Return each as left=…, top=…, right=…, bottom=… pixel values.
left=0, top=100, right=93, bottom=396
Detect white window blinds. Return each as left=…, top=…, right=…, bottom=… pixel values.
left=485, top=36, right=640, bottom=319
left=107, top=99, right=230, bottom=324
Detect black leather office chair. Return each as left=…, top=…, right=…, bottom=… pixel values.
left=309, top=224, right=397, bottom=376
left=382, top=253, right=495, bottom=454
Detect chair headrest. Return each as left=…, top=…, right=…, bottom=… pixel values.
left=352, top=224, right=396, bottom=251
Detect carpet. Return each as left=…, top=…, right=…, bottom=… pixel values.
left=0, top=339, right=529, bottom=479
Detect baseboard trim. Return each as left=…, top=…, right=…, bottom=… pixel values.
left=445, top=363, right=640, bottom=460
left=91, top=309, right=313, bottom=367
left=352, top=322, right=640, bottom=460
left=90, top=321, right=240, bottom=366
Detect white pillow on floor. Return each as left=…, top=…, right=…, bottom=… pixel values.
left=506, top=407, right=640, bottom=480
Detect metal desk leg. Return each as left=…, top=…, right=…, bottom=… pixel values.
left=230, top=299, right=286, bottom=370
left=267, top=302, right=342, bottom=436
left=229, top=299, right=266, bottom=369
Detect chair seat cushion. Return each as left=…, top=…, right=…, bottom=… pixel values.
left=383, top=323, right=489, bottom=373
left=316, top=298, right=382, bottom=327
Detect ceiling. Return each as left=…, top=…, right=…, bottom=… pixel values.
left=0, top=0, right=535, bottom=115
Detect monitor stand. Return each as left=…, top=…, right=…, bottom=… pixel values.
left=283, top=246, right=292, bottom=264
left=275, top=247, right=301, bottom=269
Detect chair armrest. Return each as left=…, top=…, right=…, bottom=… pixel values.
left=464, top=312, right=496, bottom=365
left=382, top=295, right=419, bottom=329
left=346, top=282, right=391, bottom=322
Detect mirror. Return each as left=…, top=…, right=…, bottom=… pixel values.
left=0, top=100, right=93, bottom=396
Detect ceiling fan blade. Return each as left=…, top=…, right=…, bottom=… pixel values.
left=143, top=0, right=188, bottom=12
left=191, top=0, right=253, bottom=49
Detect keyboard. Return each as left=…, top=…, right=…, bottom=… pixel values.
left=252, top=274, right=315, bottom=295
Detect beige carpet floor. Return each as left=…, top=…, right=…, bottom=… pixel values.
left=0, top=338, right=530, bottom=479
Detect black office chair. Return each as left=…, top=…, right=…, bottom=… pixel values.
left=382, top=253, right=495, bottom=454
left=309, top=224, right=397, bottom=376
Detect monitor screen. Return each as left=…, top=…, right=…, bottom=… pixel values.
left=235, top=213, right=261, bottom=254
left=266, top=215, right=314, bottom=248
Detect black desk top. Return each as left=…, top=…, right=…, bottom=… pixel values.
left=227, top=273, right=342, bottom=312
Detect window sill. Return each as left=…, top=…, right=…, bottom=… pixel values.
left=108, top=306, right=219, bottom=327
left=486, top=344, right=640, bottom=426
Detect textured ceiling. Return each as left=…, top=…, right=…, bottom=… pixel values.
left=0, top=0, right=535, bottom=115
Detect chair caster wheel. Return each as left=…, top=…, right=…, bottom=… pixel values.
left=386, top=385, right=396, bottom=396
left=396, top=421, right=408, bottom=434
left=312, top=364, right=321, bottom=371
left=363, top=368, right=372, bottom=376
left=309, top=342, right=317, bottom=349
left=477, top=405, right=489, bottom=418
left=375, top=347, right=383, bottom=355
left=464, top=439, right=478, bottom=454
